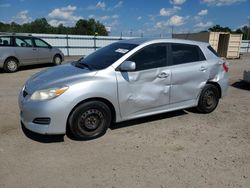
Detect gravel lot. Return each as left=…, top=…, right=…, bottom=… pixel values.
left=0, top=55, right=249, bottom=188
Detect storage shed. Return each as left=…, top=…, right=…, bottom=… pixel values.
left=173, top=32, right=243, bottom=59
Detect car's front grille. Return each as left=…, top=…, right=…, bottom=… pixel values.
left=33, top=118, right=51, bottom=125
left=23, top=90, right=28, bottom=98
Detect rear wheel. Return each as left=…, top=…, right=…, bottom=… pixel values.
left=69, top=101, right=111, bottom=140
left=4, top=58, right=19, bottom=73
left=53, top=55, right=62, bottom=65
left=196, top=84, right=219, bottom=113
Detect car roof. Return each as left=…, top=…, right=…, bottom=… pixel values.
left=118, top=38, right=209, bottom=47
left=0, top=34, right=33, bottom=38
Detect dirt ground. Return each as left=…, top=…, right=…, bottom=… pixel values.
left=0, top=55, right=249, bottom=188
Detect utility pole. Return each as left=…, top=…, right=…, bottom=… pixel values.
left=171, top=26, right=174, bottom=38
left=248, top=18, right=250, bottom=52
left=120, top=32, right=123, bottom=40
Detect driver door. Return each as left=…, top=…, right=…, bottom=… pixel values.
left=115, top=43, right=171, bottom=120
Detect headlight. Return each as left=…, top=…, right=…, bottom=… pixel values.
left=30, top=86, right=69, bottom=101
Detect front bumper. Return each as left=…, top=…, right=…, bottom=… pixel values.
left=18, top=91, right=71, bottom=135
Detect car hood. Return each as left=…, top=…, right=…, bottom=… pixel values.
left=25, top=62, right=97, bottom=94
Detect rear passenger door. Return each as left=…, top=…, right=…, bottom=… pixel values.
left=14, top=37, right=38, bottom=65
left=169, top=43, right=209, bottom=104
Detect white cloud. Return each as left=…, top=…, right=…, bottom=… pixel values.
left=194, top=21, right=214, bottom=29
left=155, top=15, right=187, bottom=29
left=160, top=6, right=181, bottom=16
left=198, top=9, right=208, bottom=16
left=112, top=14, right=119, bottom=19
left=114, top=1, right=123, bottom=8
left=0, top=3, right=11, bottom=8
left=12, top=10, right=32, bottom=24
left=168, top=15, right=186, bottom=26
left=48, top=5, right=83, bottom=26
left=170, top=0, right=186, bottom=5
left=96, top=1, right=106, bottom=9
left=88, top=1, right=106, bottom=10
left=137, top=16, right=142, bottom=20
left=99, top=15, right=110, bottom=21
left=88, top=14, right=95, bottom=19
left=202, top=0, right=246, bottom=6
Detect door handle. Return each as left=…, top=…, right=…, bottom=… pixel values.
left=157, top=72, right=169, bottom=78
left=33, top=48, right=37, bottom=51
left=200, top=66, right=207, bottom=71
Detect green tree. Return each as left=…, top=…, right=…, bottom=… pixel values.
left=241, top=26, right=250, bottom=40
left=209, top=25, right=232, bottom=32
left=0, top=18, right=108, bottom=36
left=74, top=19, right=88, bottom=35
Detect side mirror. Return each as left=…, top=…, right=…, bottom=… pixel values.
left=48, top=45, right=52, bottom=49
left=119, top=61, right=136, bottom=72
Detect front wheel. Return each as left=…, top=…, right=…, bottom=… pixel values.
left=68, top=101, right=111, bottom=140
left=196, top=84, right=220, bottom=113
left=4, top=58, right=19, bottom=73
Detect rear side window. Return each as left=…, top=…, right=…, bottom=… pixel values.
left=128, top=44, right=167, bottom=71
left=15, top=37, right=32, bottom=47
left=207, top=45, right=219, bottom=57
left=171, top=43, right=206, bottom=65
left=0, top=36, right=12, bottom=46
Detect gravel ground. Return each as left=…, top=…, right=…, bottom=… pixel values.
left=0, top=55, right=249, bottom=188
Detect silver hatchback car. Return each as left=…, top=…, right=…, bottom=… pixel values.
left=18, top=38, right=229, bottom=139
left=0, top=35, right=64, bottom=72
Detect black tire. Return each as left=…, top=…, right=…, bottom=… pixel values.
left=68, top=101, right=111, bottom=140
left=4, top=58, right=19, bottom=73
left=53, top=55, right=62, bottom=65
left=196, top=84, right=220, bottom=113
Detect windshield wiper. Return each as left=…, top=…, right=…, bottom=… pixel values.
left=73, top=62, right=92, bottom=70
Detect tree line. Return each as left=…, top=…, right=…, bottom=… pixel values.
left=0, top=18, right=249, bottom=40
left=0, top=18, right=108, bottom=36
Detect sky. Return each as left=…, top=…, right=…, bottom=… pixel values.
left=0, top=0, right=249, bottom=37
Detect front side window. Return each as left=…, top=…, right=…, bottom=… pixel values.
left=0, top=36, right=12, bottom=46
left=34, top=38, right=49, bottom=48
left=171, top=43, right=206, bottom=65
left=128, top=44, right=167, bottom=71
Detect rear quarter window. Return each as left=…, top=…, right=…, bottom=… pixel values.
left=171, top=43, right=206, bottom=65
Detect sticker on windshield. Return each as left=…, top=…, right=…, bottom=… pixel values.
left=115, top=48, right=129, bottom=54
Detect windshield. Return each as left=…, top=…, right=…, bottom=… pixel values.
left=77, top=42, right=138, bottom=70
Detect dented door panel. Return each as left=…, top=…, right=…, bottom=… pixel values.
left=170, top=61, right=209, bottom=104
left=116, top=67, right=171, bottom=119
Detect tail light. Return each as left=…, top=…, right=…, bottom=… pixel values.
left=222, top=62, right=229, bottom=72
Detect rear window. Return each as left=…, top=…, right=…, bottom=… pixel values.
left=171, top=43, right=206, bottom=65
left=0, top=36, right=12, bottom=46
left=207, top=45, right=219, bottom=57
